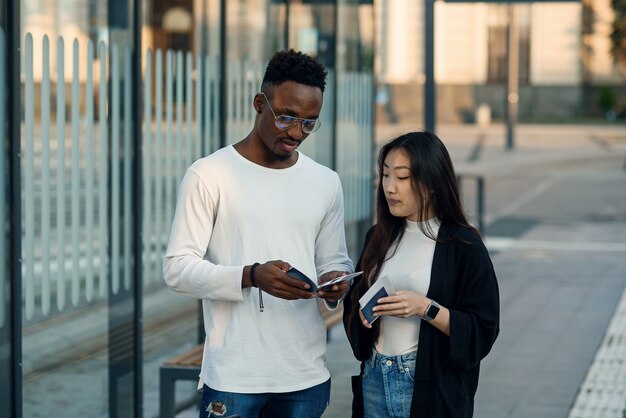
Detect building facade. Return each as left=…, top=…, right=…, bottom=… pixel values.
left=376, top=0, right=625, bottom=123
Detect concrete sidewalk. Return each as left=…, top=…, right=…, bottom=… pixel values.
left=180, top=123, right=626, bottom=418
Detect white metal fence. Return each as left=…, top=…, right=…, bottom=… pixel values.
left=14, top=33, right=373, bottom=322
left=337, top=72, right=373, bottom=224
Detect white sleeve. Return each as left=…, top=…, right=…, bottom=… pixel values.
left=315, top=174, right=354, bottom=280
left=162, top=169, right=248, bottom=301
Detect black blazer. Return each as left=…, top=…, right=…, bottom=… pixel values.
left=343, top=223, right=500, bottom=418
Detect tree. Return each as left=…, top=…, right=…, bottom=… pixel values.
left=611, top=0, right=626, bottom=78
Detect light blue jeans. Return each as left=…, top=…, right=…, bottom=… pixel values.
left=199, top=379, right=330, bottom=418
left=362, top=350, right=417, bottom=418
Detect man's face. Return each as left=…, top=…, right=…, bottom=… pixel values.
left=255, top=81, right=323, bottom=162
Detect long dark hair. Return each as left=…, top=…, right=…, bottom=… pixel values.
left=347, top=131, right=478, bottom=330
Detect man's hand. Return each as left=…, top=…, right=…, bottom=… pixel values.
left=316, top=271, right=350, bottom=302
left=247, top=260, right=316, bottom=300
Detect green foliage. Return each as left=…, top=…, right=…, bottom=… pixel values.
left=611, top=0, right=626, bottom=75
left=597, top=86, right=618, bottom=112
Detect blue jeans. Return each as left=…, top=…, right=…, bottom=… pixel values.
left=199, top=379, right=331, bottom=418
left=362, top=350, right=416, bottom=418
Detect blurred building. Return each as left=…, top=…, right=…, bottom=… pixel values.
left=376, top=0, right=625, bottom=123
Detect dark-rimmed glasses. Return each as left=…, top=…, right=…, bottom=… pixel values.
left=259, top=92, right=321, bottom=134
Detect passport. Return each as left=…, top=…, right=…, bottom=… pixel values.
left=286, top=267, right=318, bottom=291
left=358, top=276, right=396, bottom=324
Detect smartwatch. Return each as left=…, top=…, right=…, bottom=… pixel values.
left=422, top=300, right=440, bottom=321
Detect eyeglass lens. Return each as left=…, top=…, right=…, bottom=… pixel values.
left=275, top=116, right=319, bottom=134
left=260, top=92, right=320, bottom=134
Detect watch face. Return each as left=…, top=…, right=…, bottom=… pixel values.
left=426, top=304, right=440, bottom=320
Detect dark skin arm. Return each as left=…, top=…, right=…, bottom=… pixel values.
left=241, top=260, right=316, bottom=300
left=242, top=263, right=351, bottom=302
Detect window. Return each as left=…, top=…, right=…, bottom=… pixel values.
left=487, top=4, right=531, bottom=84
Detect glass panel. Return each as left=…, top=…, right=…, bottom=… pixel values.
left=285, top=2, right=336, bottom=166
left=288, top=1, right=335, bottom=69
left=141, top=0, right=221, bottom=416
left=335, top=0, right=375, bottom=258
left=0, top=5, right=13, bottom=417
left=20, top=0, right=137, bottom=416
left=223, top=0, right=287, bottom=145
left=226, top=0, right=287, bottom=62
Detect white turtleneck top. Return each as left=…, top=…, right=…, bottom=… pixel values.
left=375, top=218, right=440, bottom=356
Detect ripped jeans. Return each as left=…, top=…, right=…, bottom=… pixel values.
left=199, top=379, right=330, bottom=418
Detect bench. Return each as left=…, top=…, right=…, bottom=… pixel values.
left=159, top=301, right=344, bottom=418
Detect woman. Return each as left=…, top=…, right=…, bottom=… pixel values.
left=343, top=131, right=499, bottom=418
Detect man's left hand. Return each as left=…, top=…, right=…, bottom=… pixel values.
left=316, top=271, right=350, bottom=302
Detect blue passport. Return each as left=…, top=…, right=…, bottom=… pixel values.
left=286, top=267, right=318, bottom=291
left=358, top=276, right=395, bottom=324
left=360, top=287, right=389, bottom=323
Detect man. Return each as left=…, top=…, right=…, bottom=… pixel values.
left=163, top=49, right=354, bottom=418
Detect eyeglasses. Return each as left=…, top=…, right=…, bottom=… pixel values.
left=259, top=92, right=321, bottom=134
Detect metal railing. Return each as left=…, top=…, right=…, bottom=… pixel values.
left=15, top=32, right=374, bottom=323
left=457, top=174, right=485, bottom=234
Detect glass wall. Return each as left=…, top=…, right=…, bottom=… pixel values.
left=3, top=0, right=375, bottom=416
left=226, top=0, right=288, bottom=62
left=20, top=0, right=139, bottom=416
left=335, top=0, right=374, bottom=257
left=140, top=0, right=221, bottom=415
left=0, top=0, right=13, bottom=416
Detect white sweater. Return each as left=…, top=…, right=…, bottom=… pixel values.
left=163, top=146, right=353, bottom=393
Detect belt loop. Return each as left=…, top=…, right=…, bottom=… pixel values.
left=372, top=349, right=380, bottom=367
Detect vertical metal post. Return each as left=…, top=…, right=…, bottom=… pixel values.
left=331, top=1, right=339, bottom=171
left=369, top=5, right=377, bottom=227
left=219, top=0, right=227, bottom=148
left=424, top=0, right=436, bottom=132
left=7, top=0, right=22, bottom=415
left=200, top=0, right=208, bottom=157
left=132, top=0, right=143, bottom=415
left=505, top=4, right=518, bottom=150
left=284, top=0, right=290, bottom=49
left=107, top=2, right=142, bottom=416
left=477, top=176, right=485, bottom=234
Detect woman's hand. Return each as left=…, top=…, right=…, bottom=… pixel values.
left=372, top=290, right=451, bottom=336
left=359, top=308, right=373, bottom=329
left=372, top=290, right=430, bottom=318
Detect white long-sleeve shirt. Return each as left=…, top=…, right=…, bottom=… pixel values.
left=163, top=145, right=353, bottom=393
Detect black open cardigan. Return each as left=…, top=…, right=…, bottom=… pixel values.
left=343, top=223, right=500, bottom=418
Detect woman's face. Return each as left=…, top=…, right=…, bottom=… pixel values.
left=382, top=148, right=421, bottom=221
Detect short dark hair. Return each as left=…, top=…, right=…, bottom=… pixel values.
left=262, top=49, right=327, bottom=92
